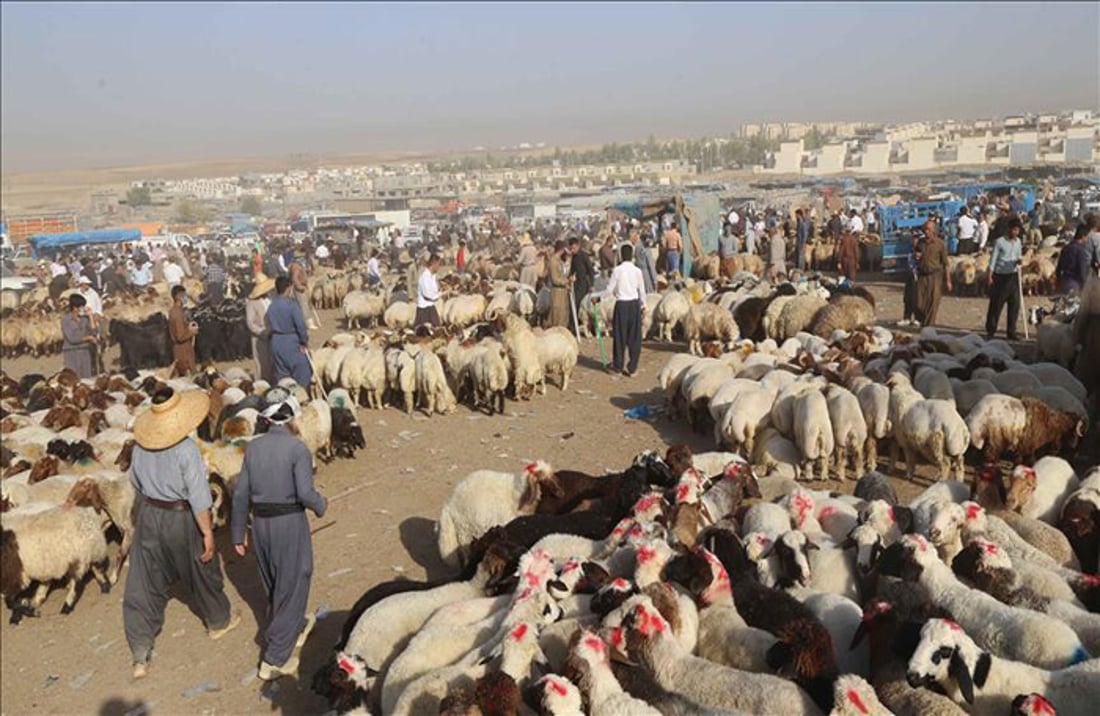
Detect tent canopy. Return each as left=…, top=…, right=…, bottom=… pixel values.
left=29, top=228, right=141, bottom=254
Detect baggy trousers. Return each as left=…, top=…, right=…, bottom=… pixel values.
left=253, top=512, right=313, bottom=667
left=986, top=272, right=1021, bottom=338
left=612, top=298, right=642, bottom=374
left=123, top=500, right=231, bottom=664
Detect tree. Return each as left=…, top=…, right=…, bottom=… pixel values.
left=803, top=127, right=827, bottom=151
left=240, top=195, right=262, bottom=215
left=126, top=186, right=152, bottom=207
left=175, top=198, right=210, bottom=224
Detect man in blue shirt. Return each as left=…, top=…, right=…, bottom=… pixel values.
left=1056, top=224, right=1091, bottom=295
left=795, top=209, right=811, bottom=271
left=985, top=217, right=1024, bottom=341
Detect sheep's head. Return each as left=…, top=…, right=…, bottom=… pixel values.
left=845, top=523, right=885, bottom=576
left=85, top=410, right=109, bottom=439
left=514, top=548, right=556, bottom=592
left=858, top=499, right=909, bottom=538
left=590, top=578, right=639, bottom=618
left=876, top=536, right=932, bottom=581
left=548, top=558, right=609, bottom=599
left=1060, top=494, right=1099, bottom=539
left=518, top=460, right=561, bottom=512
left=65, top=478, right=108, bottom=515
left=673, top=477, right=701, bottom=506
left=830, top=675, right=885, bottom=716
left=622, top=597, right=671, bottom=655
left=770, top=530, right=816, bottom=589
left=927, top=502, right=965, bottom=551
left=28, top=455, right=60, bottom=484
left=1011, top=693, right=1057, bottom=716
left=508, top=584, right=563, bottom=627
left=1005, top=465, right=1037, bottom=513
left=630, top=492, right=670, bottom=524
left=664, top=443, right=694, bottom=480
left=960, top=501, right=989, bottom=535
left=633, top=537, right=674, bottom=588
left=0, top=529, right=27, bottom=598
left=783, top=488, right=817, bottom=530
left=906, top=619, right=990, bottom=705
left=332, top=650, right=372, bottom=691
left=524, top=675, right=582, bottom=716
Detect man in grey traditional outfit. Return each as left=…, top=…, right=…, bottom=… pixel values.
left=124, top=387, right=240, bottom=680
left=231, top=393, right=327, bottom=680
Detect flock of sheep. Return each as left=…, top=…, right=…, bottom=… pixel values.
left=312, top=288, right=1099, bottom=715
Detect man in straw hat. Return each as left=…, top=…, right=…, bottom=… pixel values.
left=124, top=387, right=240, bottom=679
left=269, top=276, right=312, bottom=388
left=247, top=273, right=277, bottom=382
left=231, top=394, right=327, bottom=680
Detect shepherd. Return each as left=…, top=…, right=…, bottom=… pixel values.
left=231, top=395, right=327, bottom=681
left=124, top=387, right=240, bottom=679
left=269, top=276, right=312, bottom=388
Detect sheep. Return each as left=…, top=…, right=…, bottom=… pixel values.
left=499, top=314, right=544, bottom=401
left=962, top=499, right=1082, bottom=576
left=829, top=674, right=892, bottom=716
left=894, top=399, right=969, bottom=481
left=968, top=394, right=1086, bottom=465
left=950, top=378, right=999, bottom=418
left=751, top=427, right=802, bottom=482
left=620, top=597, right=822, bottom=715
left=914, top=365, right=956, bottom=404
left=61, top=472, right=136, bottom=584
left=716, top=385, right=774, bottom=456
left=469, top=340, right=510, bottom=416
left=680, top=363, right=735, bottom=432
left=906, top=618, right=1098, bottom=714
left=1, top=503, right=111, bottom=623
left=444, top=294, right=489, bottom=329
left=771, top=377, right=825, bottom=437
left=1031, top=385, right=1088, bottom=423
left=526, top=674, right=585, bottom=714
left=1059, top=479, right=1100, bottom=575
left=810, top=295, right=875, bottom=338
left=1036, top=321, right=1076, bottom=368
left=437, top=461, right=560, bottom=569
left=384, top=346, right=417, bottom=415
left=564, top=630, right=661, bottom=716
left=1006, top=458, right=1079, bottom=525
left=383, top=301, right=417, bottom=330
left=657, top=353, right=701, bottom=417
left=825, top=384, right=867, bottom=481
left=876, top=535, right=1087, bottom=669
left=291, top=399, right=334, bottom=463
left=323, top=345, right=356, bottom=390
left=338, top=345, right=387, bottom=409
left=794, top=390, right=834, bottom=481
left=682, top=302, right=739, bottom=356
left=801, top=593, right=868, bottom=679
left=342, top=289, right=387, bottom=329
left=855, top=382, right=890, bottom=473
left=533, top=327, right=579, bottom=391
left=774, top=293, right=828, bottom=342
left=1025, top=362, right=1088, bottom=404
left=415, top=348, right=458, bottom=416
left=653, top=291, right=691, bottom=343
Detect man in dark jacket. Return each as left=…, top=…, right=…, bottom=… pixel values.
left=1056, top=224, right=1091, bottom=295
left=569, top=237, right=594, bottom=336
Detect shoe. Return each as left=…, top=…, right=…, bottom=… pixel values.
left=132, top=662, right=148, bottom=680
left=1007, top=334, right=1020, bottom=342
left=258, top=655, right=299, bottom=681
left=621, top=369, right=631, bottom=377
left=295, top=613, right=316, bottom=649
left=208, top=610, right=242, bottom=640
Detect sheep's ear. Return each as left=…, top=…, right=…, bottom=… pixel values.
left=949, top=648, right=975, bottom=704
left=804, top=539, right=820, bottom=552
left=972, top=651, right=991, bottom=687
left=893, top=506, right=915, bottom=534
left=840, top=535, right=856, bottom=550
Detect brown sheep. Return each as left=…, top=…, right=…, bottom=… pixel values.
left=28, top=455, right=61, bottom=483
left=809, top=295, right=875, bottom=339
left=1016, top=397, right=1086, bottom=465
left=41, top=404, right=82, bottom=431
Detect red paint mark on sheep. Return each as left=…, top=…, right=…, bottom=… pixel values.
left=1029, top=695, right=1056, bottom=716
left=609, top=627, right=624, bottom=647
left=637, top=545, right=657, bottom=564
left=583, top=635, right=606, bottom=654
left=511, top=623, right=529, bottom=641
left=846, top=689, right=869, bottom=715
left=338, top=658, right=357, bottom=675
left=965, top=503, right=982, bottom=521
left=548, top=680, right=569, bottom=697
left=819, top=505, right=837, bottom=520
left=982, top=541, right=999, bottom=555
left=611, top=578, right=630, bottom=590
left=945, top=619, right=961, bottom=631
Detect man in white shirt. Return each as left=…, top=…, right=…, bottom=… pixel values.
left=848, top=209, right=864, bottom=236
left=314, top=241, right=331, bottom=262
left=976, top=211, right=991, bottom=252
left=76, top=276, right=103, bottom=317
left=595, top=243, right=646, bottom=377
left=163, top=257, right=185, bottom=288
left=957, top=206, right=979, bottom=255
left=414, top=254, right=441, bottom=328
left=366, top=250, right=382, bottom=287
left=50, top=259, right=68, bottom=278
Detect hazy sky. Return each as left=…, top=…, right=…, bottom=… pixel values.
left=2, top=2, right=1097, bottom=172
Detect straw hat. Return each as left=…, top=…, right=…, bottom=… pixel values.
left=249, top=272, right=276, bottom=299
left=133, top=388, right=209, bottom=450
left=517, top=232, right=533, bottom=246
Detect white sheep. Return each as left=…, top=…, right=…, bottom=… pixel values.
left=443, top=294, right=488, bottom=328
left=468, top=339, right=510, bottom=415
left=384, top=345, right=418, bottom=415
left=1006, top=457, right=1079, bottom=525
left=533, top=327, right=579, bottom=391
left=751, top=427, right=802, bottom=482
left=654, top=290, right=691, bottom=343
left=856, top=382, right=890, bottom=472
left=383, top=301, right=416, bottom=331
left=568, top=631, right=662, bottom=716
left=801, top=593, right=868, bottom=679
left=415, top=349, right=457, bottom=416
left=891, top=535, right=1086, bottom=670
left=1, top=503, right=111, bottom=621
left=657, top=353, right=701, bottom=417
left=500, top=314, right=544, bottom=401
left=1025, top=362, right=1088, bottom=403
left=894, top=399, right=969, bottom=481
left=342, top=289, right=386, bottom=329
left=906, top=618, right=1097, bottom=714
left=825, top=384, right=868, bottom=481
left=717, top=385, right=775, bottom=455
left=682, top=302, right=739, bottom=355
left=950, top=378, right=999, bottom=418
left=437, top=461, right=557, bottom=568
left=338, top=345, right=387, bottom=409
left=793, top=390, right=834, bottom=481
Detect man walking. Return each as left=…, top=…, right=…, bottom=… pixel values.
left=795, top=209, right=810, bottom=271
left=915, top=219, right=952, bottom=327
left=232, top=395, right=327, bottom=681
left=596, top=244, right=646, bottom=377
left=719, top=225, right=739, bottom=278
left=125, top=387, right=240, bottom=679
left=415, top=254, right=442, bottom=329
left=662, top=222, right=683, bottom=276
left=269, top=276, right=312, bottom=388
left=568, top=237, right=593, bottom=336
left=547, top=241, right=570, bottom=328
left=985, top=218, right=1024, bottom=341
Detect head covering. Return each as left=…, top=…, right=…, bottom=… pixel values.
left=517, top=232, right=532, bottom=246
left=132, top=388, right=209, bottom=450
left=249, top=273, right=276, bottom=299
left=77, top=276, right=92, bottom=285
left=261, top=394, right=300, bottom=425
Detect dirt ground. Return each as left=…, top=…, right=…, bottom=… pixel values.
left=0, top=278, right=1065, bottom=715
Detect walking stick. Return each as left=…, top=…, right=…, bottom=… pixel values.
left=593, top=303, right=608, bottom=368
left=1017, top=265, right=1029, bottom=341
left=569, top=287, right=581, bottom=340
left=305, top=349, right=329, bottom=402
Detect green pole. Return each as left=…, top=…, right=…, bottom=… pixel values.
left=593, top=304, right=608, bottom=367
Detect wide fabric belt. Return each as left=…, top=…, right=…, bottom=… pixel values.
left=253, top=502, right=304, bottom=518
left=145, top=496, right=189, bottom=511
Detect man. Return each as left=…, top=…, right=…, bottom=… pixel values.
left=596, top=244, right=646, bottom=377
left=232, top=394, right=326, bottom=681
left=203, top=254, right=227, bottom=303
left=314, top=240, right=331, bottom=264
left=289, top=248, right=316, bottom=330
left=1085, top=213, right=1100, bottom=272
left=366, top=249, right=382, bottom=287
left=131, top=257, right=153, bottom=289
left=630, top=231, right=657, bottom=293
left=827, top=211, right=843, bottom=242
left=976, top=210, right=991, bottom=252
left=837, top=231, right=860, bottom=282
left=864, top=206, right=877, bottom=236
left=848, top=209, right=864, bottom=238
left=163, top=255, right=185, bottom=289
left=767, top=228, right=787, bottom=282
left=246, top=274, right=276, bottom=382
left=985, top=218, right=1024, bottom=341
left=598, top=234, right=617, bottom=274
left=49, top=257, right=68, bottom=279
left=268, top=276, right=312, bottom=387
left=662, top=223, right=683, bottom=276
left=718, top=225, right=739, bottom=278
left=915, top=219, right=952, bottom=327
left=517, top=233, right=539, bottom=288
left=331, top=242, right=346, bottom=270
left=547, top=241, right=570, bottom=328
left=456, top=239, right=467, bottom=274
left=415, top=254, right=442, bottom=329
left=124, top=387, right=240, bottom=679
left=168, top=285, right=198, bottom=376
left=76, top=276, right=103, bottom=318
left=795, top=209, right=810, bottom=271
left=957, top=206, right=979, bottom=255
left=568, top=237, right=594, bottom=336
left=744, top=220, right=757, bottom=256
left=1056, top=224, right=1091, bottom=295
